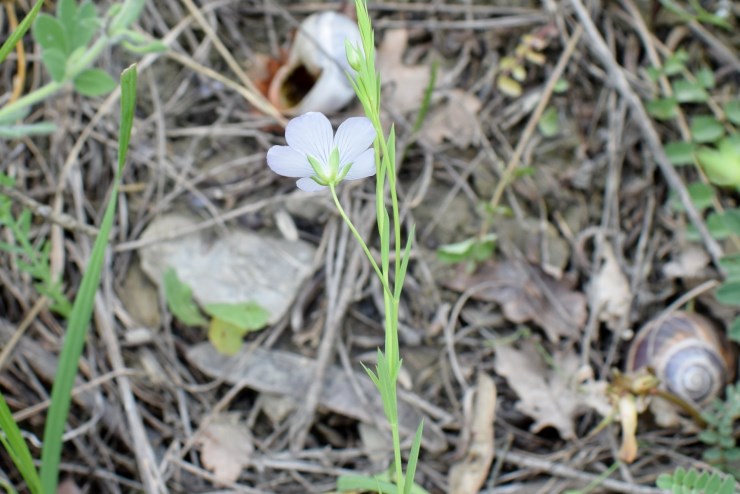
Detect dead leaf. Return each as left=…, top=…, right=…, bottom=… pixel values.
left=493, top=341, right=595, bottom=439
left=57, top=478, right=83, bottom=494
left=197, top=414, right=253, bottom=484
left=662, top=245, right=710, bottom=279
left=590, top=245, right=631, bottom=331
left=443, top=260, right=587, bottom=341
left=377, top=29, right=434, bottom=114
left=449, top=373, right=496, bottom=494
left=422, top=89, right=481, bottom=148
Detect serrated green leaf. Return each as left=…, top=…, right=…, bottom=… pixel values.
left=691, top=115, right=725, bottom=143
left=538, top=106, right=559, bottom=137
left=647, top=97, right=678, bottom=120
left=202, top=301, right=270, bottom=331
left=73, top=69, right=117, bottom=96
left=163, top=267, right=207, bottom=326
left=207, top=318, right=244, bottom=355
left=32, top=13, right=68, bottom=53
left=41, top=48, right=67, bottom=82
left=665, top=140, right=696, bottom=165
left=673, top=79, right=709, bottom=103
left=725, top=100, right=740, bottom=125
left=716, top=281, right=740, bottom=306
left=695, top=67, right=715, bottom=88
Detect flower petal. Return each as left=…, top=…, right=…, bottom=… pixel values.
left=296, top=176, right=328, bottom=192
left=267, top=145, right=313, bottom=177
left=334, top=117, right=375, bottom=164
left=285, top=112, right=334, bottom=167
left=342, top=148, right=376, bottom=181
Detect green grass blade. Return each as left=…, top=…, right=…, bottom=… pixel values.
left=394, top=224, right=415, bottom=301
left=0, top=392, right=41, bottom=493
left=39, top=64, right=137, bottom=494
left=403, top=420, right=424, bottom=494
left=0, top=0, right=45, bottom=64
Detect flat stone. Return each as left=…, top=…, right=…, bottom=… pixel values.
left=139, top=213, right=316, bottom=324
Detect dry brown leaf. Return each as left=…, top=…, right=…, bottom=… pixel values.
left=422, top=89, right=481, bottom=148
left=444, top=260, right=586, bottom=341
left=377, top=29, right=434, bottom=114
left=662, top=245, right=710, bottom=279
left=590, top=245, right=631, bottom=331
left=57, top=478, right=83, bottom=494
left=493, top=341, right=595, bottom=439
left=449, top=373, right=497, bottom=494
left=197, top=414, right=253, bottom=484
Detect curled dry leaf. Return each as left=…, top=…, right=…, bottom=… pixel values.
left=590, top=244, right=632, bottom=331
left=494, top=341, right=605, bottom=440
left=422, top=89, right=482, bottom=148
left=196, top=414, right=254, bottom=484
left=448, top=373, right=497, bottom=494
left=444, top=260, right=587, bottom=341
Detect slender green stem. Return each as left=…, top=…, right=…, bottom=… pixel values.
left=329, top=184, right=392, bottom=299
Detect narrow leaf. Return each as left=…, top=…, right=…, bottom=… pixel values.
left=0, top=0, right=44, bottom=64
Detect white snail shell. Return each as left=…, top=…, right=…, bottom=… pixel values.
left=268, top=12, right=361, bottom=116
left=625, top=311, right=736, bottom=406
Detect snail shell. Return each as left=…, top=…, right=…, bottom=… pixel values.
left=268, top=12, right=361, bottom=115
left=625, top=311, right=736, bottom=406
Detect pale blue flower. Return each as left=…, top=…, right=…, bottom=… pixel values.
left=267, top=112, right=376, bottom=191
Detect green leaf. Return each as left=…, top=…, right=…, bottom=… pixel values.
left=39, top=65, right=137, bottom=494
left=724, top=100, right=740, bottom=125
left=647, top=97, right=678, bottom=120
left=663, top=49, right=688, bottom=76
left=70, top=2, right=100, bottom=52
left=695, top=67, right=715, bottom=88
left=719, top=476, right=736, bottom=494
left=538, top=106, right=560, bottom=137
left=32, top=14, right=68, bottom=53
left=665, top=140, right=696, bottom=165
left=671, top=181, right=714, bottom=212
left=109, top=0, right=146, bottom=34
left=437, top=234, right=497, bottom=264
left=207, top=318, right=245, bottom=355
left=553, top=78, right=569, bottom=93
left=672, top=79, right=708, bottom=103
left=719, top=254, right=740, bottom=280
left=57, top=0, right=77, bottom=34
left=0, top=392, right=42, bottom=494
left=120, top=31, right=167, bottom=54
left=716, top=281, right=740, bottom=307
left=0, top=0, right=44, bottom=64
left=691, top=115, right=725, bottom=143
left=202, top=302, right=270, bottom=331
left=163, top=267, right=207, bottom=326
left=41, top=48, right=67, bottom=82
left=696, top=137, right=740, bottom=187
left=724, top=208, right=740, bottom=234
left=73, top=69, right=117, bottom=96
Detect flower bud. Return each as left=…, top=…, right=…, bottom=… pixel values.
left=345, top=40, right=362, bottom=72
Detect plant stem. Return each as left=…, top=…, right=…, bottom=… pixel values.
left=329, top=184, right=392, bottom=299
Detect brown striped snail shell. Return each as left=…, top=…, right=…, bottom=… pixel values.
left=625, top=311, right=736, bottom=406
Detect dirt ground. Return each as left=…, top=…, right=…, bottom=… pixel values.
left=1, top=0, right=739, bottom=493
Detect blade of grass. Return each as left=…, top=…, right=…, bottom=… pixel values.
left=0, top=392, right=41, bottom=493
left=39, top=64, right=137, bottom=493
left=0, top=0, right=44, bottom=64
left=403, top=420, right=424, bottom=494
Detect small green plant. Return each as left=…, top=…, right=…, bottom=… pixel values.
left=699, top=383, right=740, bottom=478
left=0, top=64, right=138, bottom=494
left=0, top=177, right=72, bottom=316
left=163, top=267, right=270, bottom=355
left=0, top=0, right=164, bottom=137
left=656, top=467, right=737, bottom=494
